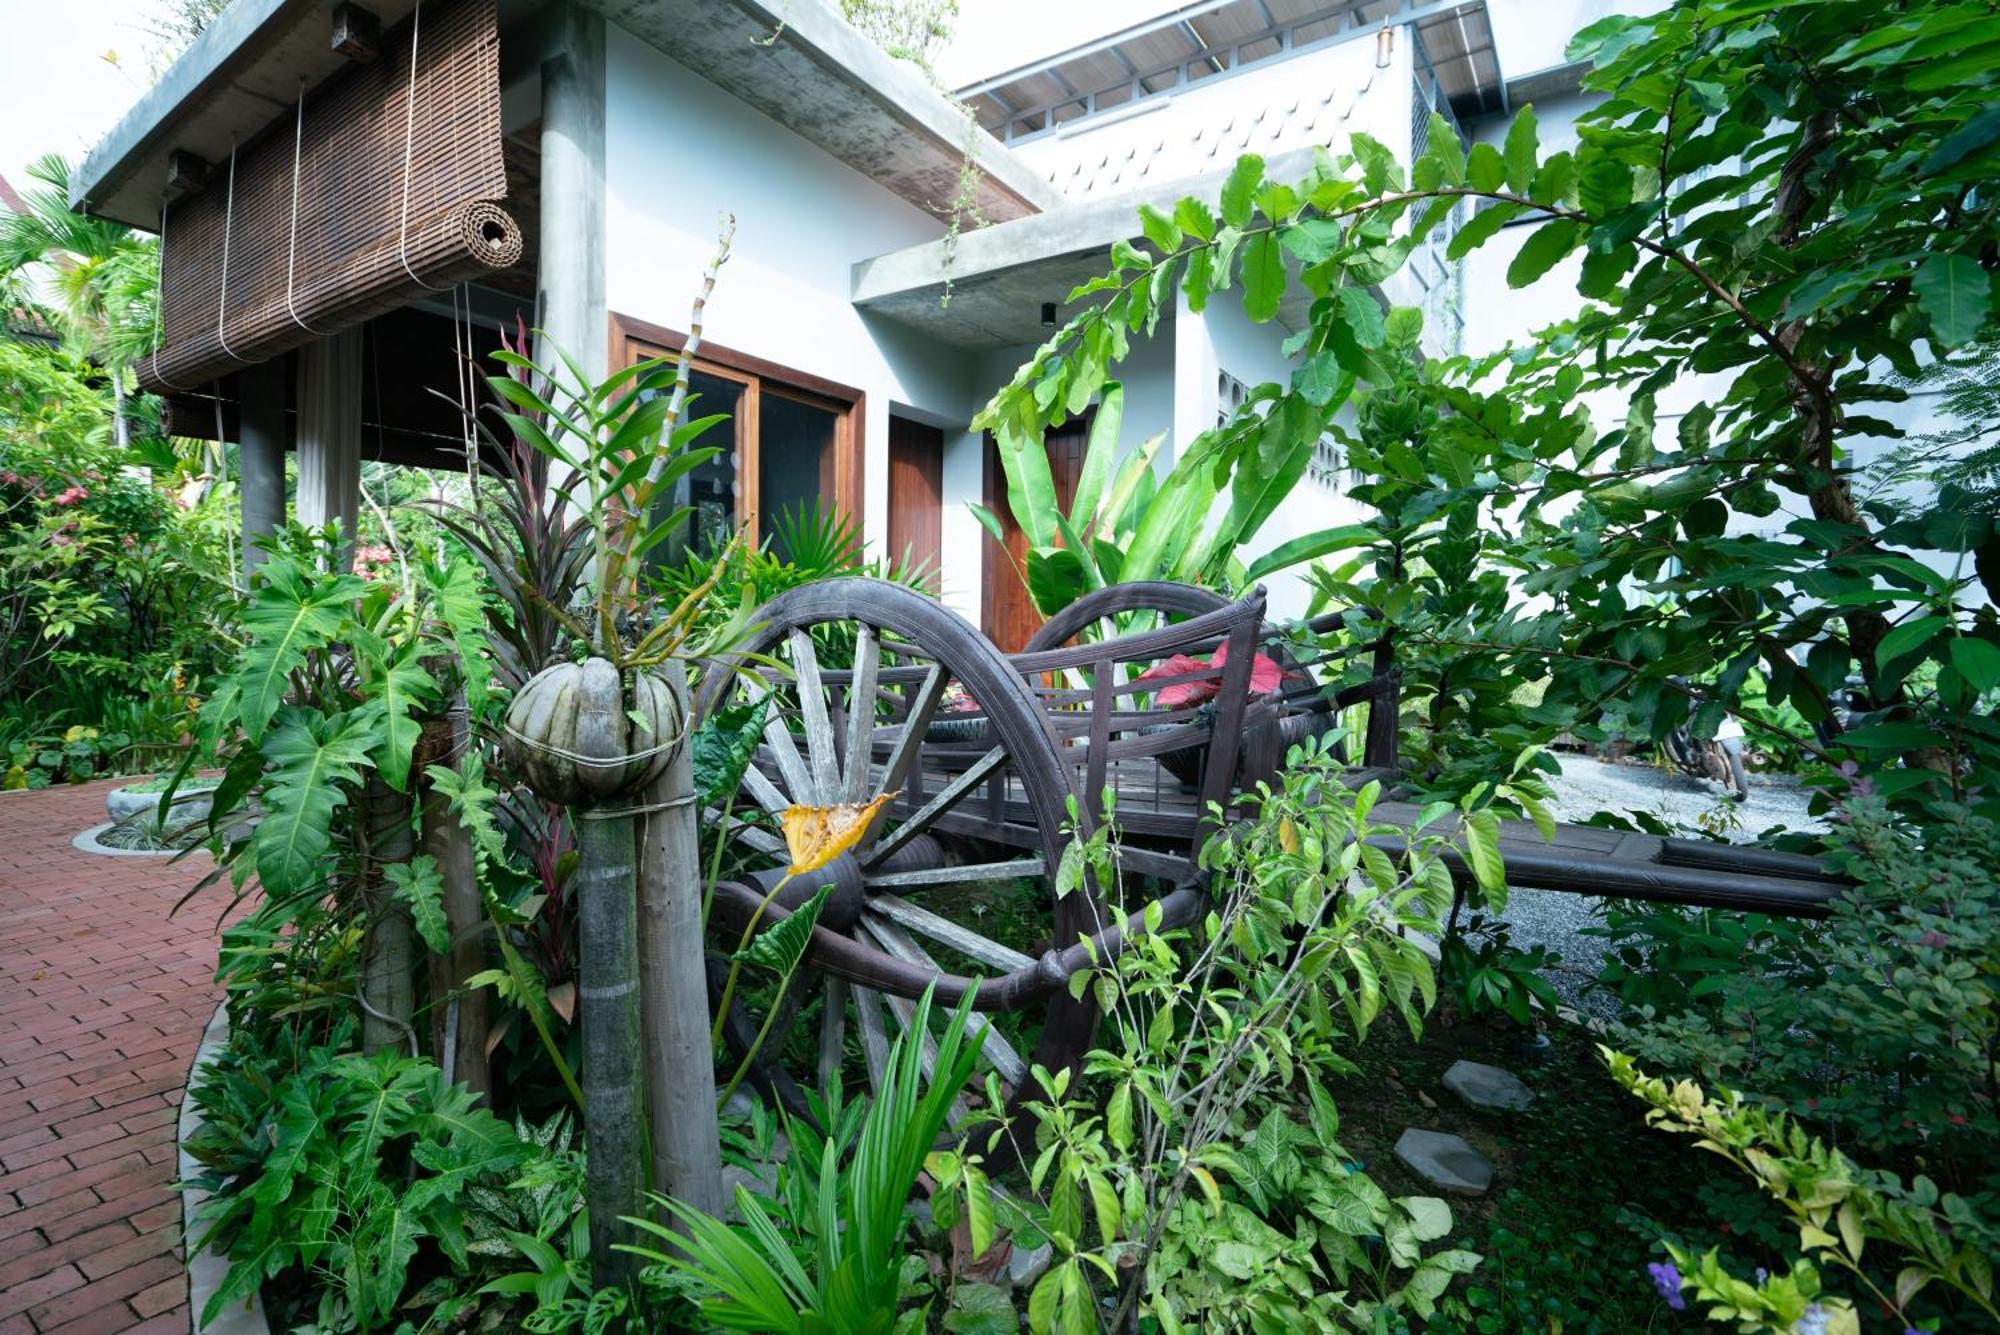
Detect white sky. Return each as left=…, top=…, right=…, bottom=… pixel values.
left=0, top=0, right=164, bottom=202
left=935, top=0, right=1190, bottom=90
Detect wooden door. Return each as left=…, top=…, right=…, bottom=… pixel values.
left=981, top=416, right=1088, bottom=653
left=887, top=417, right=944, bottom=592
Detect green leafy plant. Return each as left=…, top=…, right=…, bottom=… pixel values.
left=980, top=0, right=2000, bottom=822
left=974, top=736, right=1500, bottom=1332
left=184, top=1041, right=532, bottom=1331
left=1614, top=796, right=2000, bottom=1233
left=624, top=985, right=983, bottom=1332
left=1607, top=1051, right=1997, bottom=1333
left=1438, top=912, right=1562, bottom=1028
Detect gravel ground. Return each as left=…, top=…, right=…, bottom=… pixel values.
left=1487, top=754, right=1826, bottom=1019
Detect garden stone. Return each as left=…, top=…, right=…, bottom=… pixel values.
left=1009, top=1240, right=1054, bottom=1289
left=1394, top=1128, right=1493, bottom=1196
left=1443, top=1059, right=1534, bottom=1113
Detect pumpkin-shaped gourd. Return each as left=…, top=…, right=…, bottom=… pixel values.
left=503, top=657, right=682, bottom=805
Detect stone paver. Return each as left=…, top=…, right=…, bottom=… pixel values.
left=1442, top=1059, right=1534, bottom=1113
left=1393, top=1128, right=1495, bottom=1196
left=0, top=780, right=231, bottom=1334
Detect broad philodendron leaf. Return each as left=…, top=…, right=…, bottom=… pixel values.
left=386, top=854, right=449, bottom=954
left=234, top=558, right=369, bottom=743
left=253, top=706, right=378, bottom=897
left=359, top=645, right=437, bottom=793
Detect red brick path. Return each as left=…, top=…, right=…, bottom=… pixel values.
left=0, top=781, right=232, bottom=1334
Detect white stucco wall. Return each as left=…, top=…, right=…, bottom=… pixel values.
left=603, top=27, right=983, bottom=581
left=1008, top=36, right=1413, bottom=203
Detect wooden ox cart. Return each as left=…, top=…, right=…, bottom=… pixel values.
left=694, top=577, right=1846, bottom=1116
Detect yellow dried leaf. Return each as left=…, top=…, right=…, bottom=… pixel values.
left=780, top=791, right=898, bottom=876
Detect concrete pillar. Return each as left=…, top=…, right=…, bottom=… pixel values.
left=295, top=328, right=364, bottom=549
left=237, top=359, right=287, bottom=586
left=536, top=2, right=607, bottom=392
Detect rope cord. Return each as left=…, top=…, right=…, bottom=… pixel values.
left=500, top=717, right=691, bottom=769
left=148, top=201, right=184, bottom=392
left=397, top=0, right=448, bottom=292
left=578, top=791, right=699, bottom=821
left=216, top=142, right=246, bottom=363
left=284, top=81, right=325, bottom=335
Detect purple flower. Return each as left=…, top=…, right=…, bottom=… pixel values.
left=1647, top=1261, right=1686, bottom=1310
left=1795, top=1306, right=1830, bottom=1335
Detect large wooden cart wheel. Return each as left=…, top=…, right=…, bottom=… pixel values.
left=695, top=578, right=1114, bottom=1134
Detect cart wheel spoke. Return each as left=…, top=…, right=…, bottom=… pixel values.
left=842, top=624, right=880, bottom=803
left=759, top=708, right=816, bottom=806
left=864, top=893, right=1035, bottom=975
left=705, top=807, right=785, bottom=855
left=861, top=909, right=1028, bottom=1087
left=819, top=975, right=850, bottom=1093
left=790, top=630, right=843, bottom=800
left=852, top=981, right=891, bottom=1092
left=863, top=745, right=1008, bottom=868
left=863, top=857, right=1046, bottom=891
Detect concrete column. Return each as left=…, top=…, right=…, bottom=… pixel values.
left=237, top=359, right=288, bottom=586
left=295, top=328, right=364, bottom=548
left=536, top=2, right=607, bottom=391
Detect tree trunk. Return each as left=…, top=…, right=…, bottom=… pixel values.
left=637, top=661, right=723, bottom=1223
left=361, top=773, right=417, bottom=1056
left=417, top=692, right=490, bottom=1099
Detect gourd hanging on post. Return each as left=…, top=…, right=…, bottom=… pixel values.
left=504, top=655, right=682, bottom=1293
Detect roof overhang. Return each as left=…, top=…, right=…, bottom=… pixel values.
left=74, top=0, right=1058, bottom=232
left=852, top=146, right=1321, bottom=349
left=584, top=0, right=1058, bottom=223
left=72, top=0, right=425, bottom=228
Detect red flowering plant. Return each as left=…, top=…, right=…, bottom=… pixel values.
left=1132, top=638, right=1286, bottom=711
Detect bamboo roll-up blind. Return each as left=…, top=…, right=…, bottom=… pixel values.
left=140, top=0, right=520, bottom=394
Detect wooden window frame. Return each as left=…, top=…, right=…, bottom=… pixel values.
left=609, top=312, right=865, bottom=546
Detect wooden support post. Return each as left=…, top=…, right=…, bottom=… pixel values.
left=536, top=1, right=606, bottom=388
left=417, top=691, right=490, bottom=1100
left=237, top=359, right=287, bottom=586
left=361, top=772, right=417, bottom=1057
left=638, top=662, right=723, bottom=1223
left=296, top=328, right=364, bottom=552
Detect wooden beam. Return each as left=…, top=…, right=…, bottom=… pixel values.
left=330, top=4, right=382, bottom=61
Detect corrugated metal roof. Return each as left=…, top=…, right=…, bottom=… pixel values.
left=962, top=0, right=1501, bottom=142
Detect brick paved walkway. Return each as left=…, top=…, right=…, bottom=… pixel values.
left=0, top=781, right=232, bottom=1334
